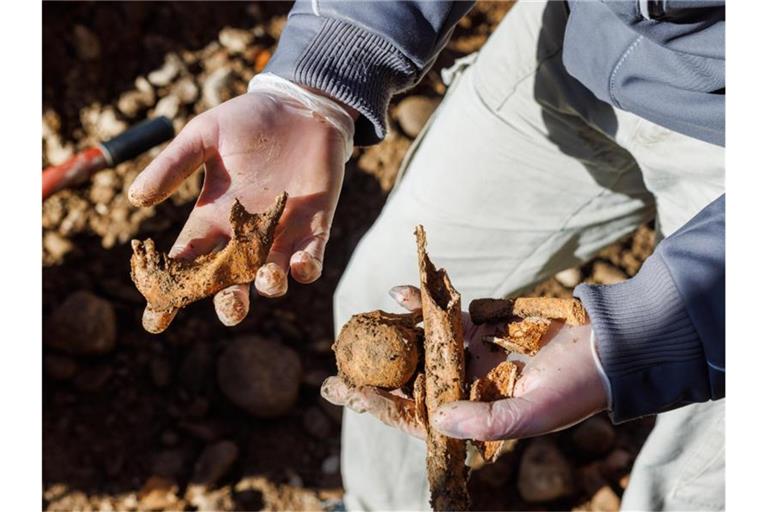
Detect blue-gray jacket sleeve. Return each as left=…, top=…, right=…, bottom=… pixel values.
left=575, top=195, right=725, bottom=423
left=563, top=0, right=724, bottom=146
left=264, top=0, right=473, bottom=146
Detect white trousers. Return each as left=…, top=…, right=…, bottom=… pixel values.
left=334, top=2, right=724, bottom=510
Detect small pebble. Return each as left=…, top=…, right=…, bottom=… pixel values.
left=591, top=485, right=620, bottom=512
left=218, top=27, right=254, bottom=54
left=148, top=54, right=183, bottom=87
left=555, top=267, right=582, bottom=288
left=592, top=262, right=627, bottom=285
left=154, top=94, right=180, bottom=120
left=321, top=454, right=340, bottom=475
left=394, top=96, right=439, bottom=137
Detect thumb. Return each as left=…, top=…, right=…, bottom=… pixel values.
left=431, top=395, right=540, bottom=441
left=128, top=115, right=217, bottom=207
left=431, top=384, right=598, bottom=441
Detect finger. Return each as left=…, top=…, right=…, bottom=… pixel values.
left=432, top=383, right=590, bottom=441
left=388, top=285, right=422, bottom=312
left=321, top=377, right=426, bottom=440
left=128, top=116, right=216, bottom=207
left=289, top=249, right=323, bottom=284
left=149, top=211, right=228, bottom=331
left=213, top=284, right=250, bottom=326
left=142, top=306, right=178, bottom=334
left=254, top=251, right=289, bottom=298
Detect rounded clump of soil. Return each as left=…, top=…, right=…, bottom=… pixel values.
left=333, top=310, right=422, bottom=390
left=217, top=336, right=302, bottom=418
left=46, top=290, right=117, bottom=355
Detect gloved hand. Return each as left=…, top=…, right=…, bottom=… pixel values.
left=322, top=285, right=609, bottom=442
left=129, top=74, right=355, bottom=332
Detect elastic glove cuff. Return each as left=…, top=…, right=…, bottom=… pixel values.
left=248, top=72, right=355, bottom=161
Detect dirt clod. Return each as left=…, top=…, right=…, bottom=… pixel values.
left=469, top=361, right=520, bottom=462
left=47, top=290, right=116, bottom=355
left=130, top=192, right=287, bottom=320
left=484, top=316, right=551, bottom=356
left=333, top=310, right=422, bottom=389
left=470, top=297, right=588, bottom=326
left=217, top=336, right=302, bottom=418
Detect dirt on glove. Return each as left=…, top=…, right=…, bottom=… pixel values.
left=469, top=361, right=521, bottom=462
left=130, top=192, right=287, bottom=318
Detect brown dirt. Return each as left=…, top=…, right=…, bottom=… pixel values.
left=470, top=297, right=588, bottom=326
left=130, top=193, right=286, bottom=315
left=416, top=226, right=470, bottom=511
left=333, top=310, right=422, bottom=390
left=43, top=2, right=655, bottom=511
left=485, top=317, right=552, bottom=356
left=470, top=361, right=520, bottom=463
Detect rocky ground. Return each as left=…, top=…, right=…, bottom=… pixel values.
left=43, top=2, right=654, bottom=511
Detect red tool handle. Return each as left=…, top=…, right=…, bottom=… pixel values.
left=42, top=147, right=107, bottom=201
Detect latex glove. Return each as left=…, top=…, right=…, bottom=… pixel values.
left=323, top=285, right=609, bottom=442
left=128, top=74, right=355, bottom=332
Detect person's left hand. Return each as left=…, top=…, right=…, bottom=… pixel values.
left=322, top=285, right=609, bottom=442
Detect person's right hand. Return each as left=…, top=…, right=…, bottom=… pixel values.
left=128, top=76, right=355, bottom=333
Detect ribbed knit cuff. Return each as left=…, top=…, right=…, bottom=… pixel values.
left=264, top=14, right=418, bottom=146
left=574, top=254, right=710, bottom=423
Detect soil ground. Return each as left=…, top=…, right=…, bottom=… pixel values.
left=43, top=2, right=655, bottom=510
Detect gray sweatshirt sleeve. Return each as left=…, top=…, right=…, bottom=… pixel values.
left=264, top=0, right=473, bottom=145
left=574, top=195, right=725, bottom=423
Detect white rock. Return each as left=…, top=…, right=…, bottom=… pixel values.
left=555, top=267, right=582, bottom=288
left=117, top=79, right=155, bottom=118
left=592, top=262, right=627, bottom=285
left=171, top=76, right=199, bottom=105
left=148, top=54, right=183, bottom=87
left=219, top=27, right=254, bottom=54
left=154, top=95, right=180, bottom=120
left=202, top=68, right=234, bottom=108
